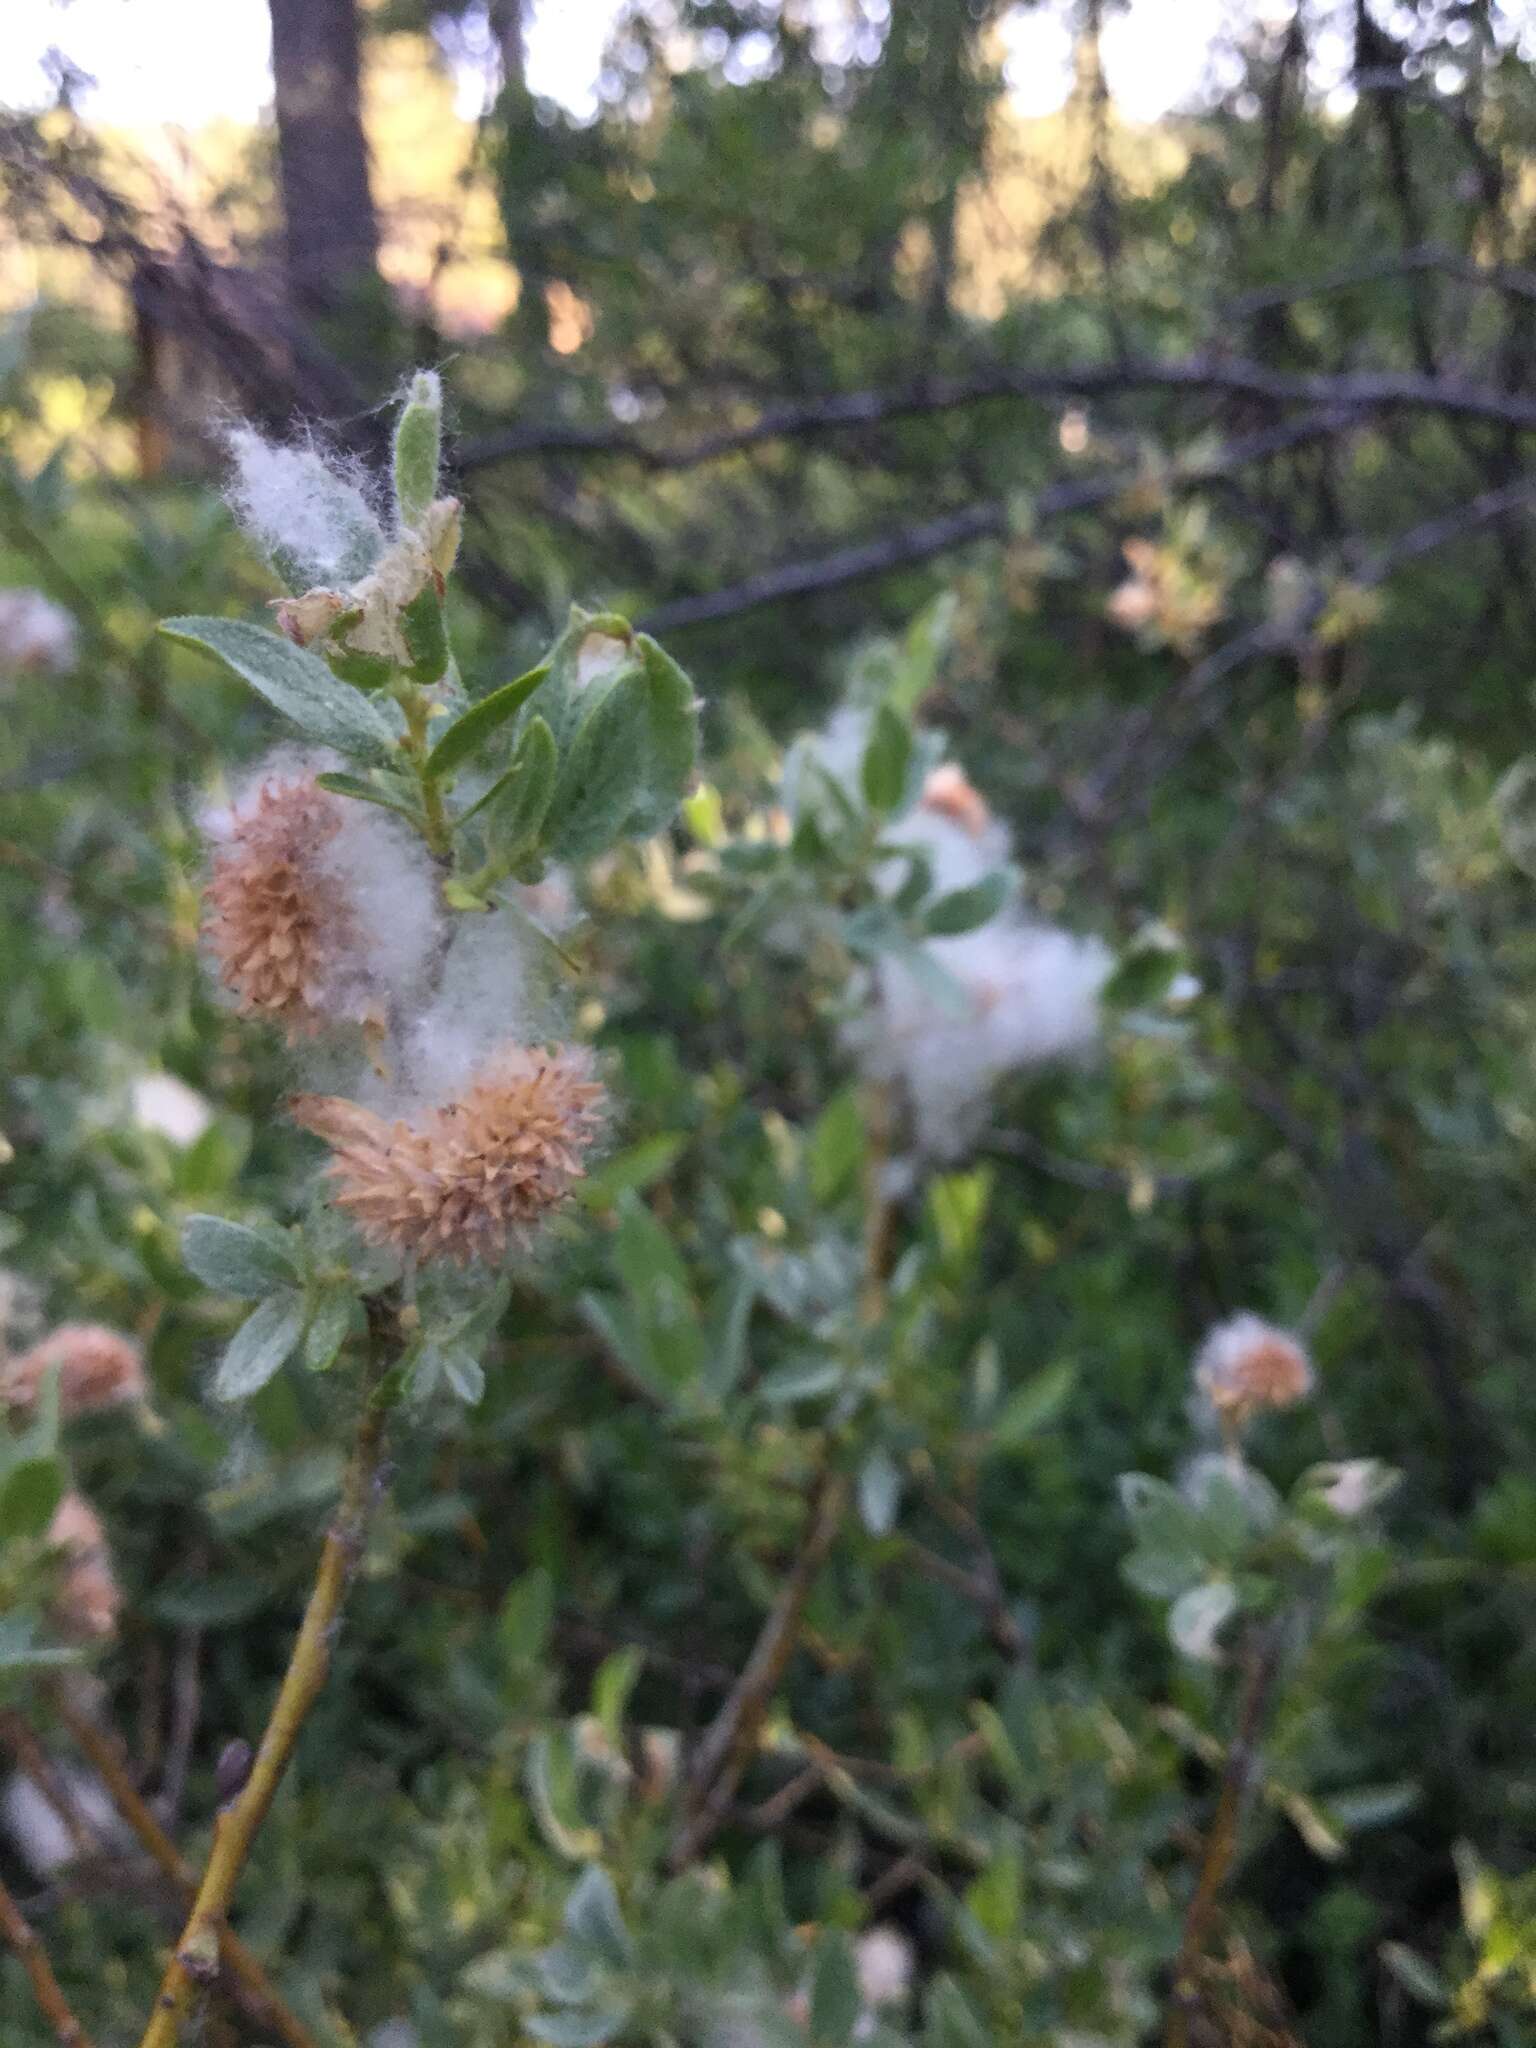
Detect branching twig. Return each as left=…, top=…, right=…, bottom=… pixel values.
left=1165, top=1626, right=1285, bottom=2048
left=51, top=1689, right=322, bottom=2048
left=135, top=1315, right=395, bottom=2048
left=670, top=1466, right=849, bottom=1870
left=0, top=1869, right=94, bottom=2048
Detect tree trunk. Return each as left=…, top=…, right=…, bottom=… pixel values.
left=267, top=0, right=380, bottom=318
left=489, top=0, right=525, bottom=91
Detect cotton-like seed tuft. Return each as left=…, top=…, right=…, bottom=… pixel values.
left=131, top=1072, right=214, bottom=1147
left=1193, top=1314, right=1313, bottom=1430
left=855, top=1927, right=913, bottom=2010
left=0, top=588, right=78, bottom=676
left=2, top=1324, right=146, bottom=1419
left=47, top=1492, right=122, bottom=1642
left=225, top=425, right=386, bottom=589
left=2, top=1767, right=124, bottom=1878
left=292, top=1044, right=605, bottom=1268
left=857, top=916, right=1112, bottom=1160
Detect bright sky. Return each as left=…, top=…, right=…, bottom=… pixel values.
left=0, top=0, right=1254, bottom=132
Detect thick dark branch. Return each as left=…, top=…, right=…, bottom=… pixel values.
left=458, top=354, right=1536, bottom=479
left=638, top=409, right=1356, bottom=633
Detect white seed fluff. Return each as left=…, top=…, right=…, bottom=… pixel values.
left=397, top=906, right=548, bottom=1107
left=857, top=915, right=1112, bottom=1160
left=225, top=425, right=386, bottom=589
left=2, top=1767, right=124, bottom=1878
left=0, top=588, right=77, bottom=676
left=130, top=1073, right=215, bottom=1147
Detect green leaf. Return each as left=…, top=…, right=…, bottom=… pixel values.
left=441, top=1345, right=487, bottom=1404
left=400, top=582, right=449, bottom=684
left=857, top=1447, right=902, bottom=1536
left=427, top=664, right=550, bottom=780
left=499, top=1567, right=555, bottom=1668
left=613, top=1193, right=690, bottom=1304
left=703, top=1272, right=756, bottom=1398
left=627, top=635, right=699, bottom=836
left=928, top=1167, right=993, bottom=1265
left=313, top=770, right=423, bottom=823
left=563, top=1866, right=634, bottom=1969
left=809, top=1089, right=865, bottom=1205
left=991, top=1361, right=1077, bottom=1451
left=183, top=1215, right=300, bottom=1298
left=546, top=668, right=653, bottom=861
left=0, top=1458, right=64, bottom=1543
left=590, top=1647, right=643, bottom=1744
left=1379, top=1943, right=1450, bottom=2009
left=575, top=1133, right=686, bottom=1211
left=302, top=1287, right=355, bottom=1372
left=861, top=701, right=912, bottom=814
left=393, top=369, right=442, bottom=531
left=161, top=618, right=396, bottom=762
left=213, top=1290, right=304, bottom=1402
left=0, top=1618, right=77, bottom=1676
left=1102, top=942, right=1183, bottom=1012
left=525, top=2014, right=627, bottom=2048
left=1168, top=1579, right=1238, bottom=1661
left=483, top=714, right=558, bottom=853
left=757, top=1358, right=843, bottom=1406
left=809, top=1931, right=862, bottom=2045
left=924, top=871, right=1010, bottom=937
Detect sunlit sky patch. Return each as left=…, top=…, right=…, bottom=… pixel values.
left=0, top=0, right=1255, bottom=132
left=3, top=2, right=1533, bottom=138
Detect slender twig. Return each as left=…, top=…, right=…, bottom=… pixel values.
left=136, top=1319, right=395, bottom=2048
left=1165, top=1626, right=1284, bottom=2048
left=0, top=1869, right=94, bottom=2047
left=670, top=1466, right=849, bottom=1870
left=50, top=1689, right=322, bottom=2048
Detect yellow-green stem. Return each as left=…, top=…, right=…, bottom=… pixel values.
left=136, top=1338, right=393, bottom=2048
left=398, top=684, right=451, bottom=858
left=52, top=1690, right=322, bottom=2048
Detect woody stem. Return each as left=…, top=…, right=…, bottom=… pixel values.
left=135, top=1307, right=395, bottom=2048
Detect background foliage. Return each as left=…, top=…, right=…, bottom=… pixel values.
left=3, top=2, right=1536, bottom=2043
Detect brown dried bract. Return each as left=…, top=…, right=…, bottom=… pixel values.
left=292, top=1046, right=605, bottom=1268
left=204, top=774, right=350, bottom=1038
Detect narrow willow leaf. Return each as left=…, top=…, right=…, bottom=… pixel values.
left=313, top=771, right=424, bottom=822
left=546, top=669, right=653, bottom=861
left=183, top=1215, right=300, bottom=1298
left=213, top=1291, right=304, bottom=1402
left=563, top=1866, right=634, bottom=1969
left=426, top=663, right=551, bottom=780
left=924, top=870, right=1010, bottom=937
left=302, top=1287, right=355, bottom=1372
left=482, top=714, right=558, bottom=851
left=861, top=701, right=911, bottom=814
left=991, top=1360, right=1077, bottom=1450
left=627, top=634, right=700, bottom=836
left=162, top=618, right=396, bottom=762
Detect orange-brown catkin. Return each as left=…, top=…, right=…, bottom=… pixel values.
left=1, top=1324, right=146, bottom=1419
left=47, top=1493, right=121, bottom=1642
left=1193, top=1314, right=1313, bottom=1432
left=204, top=772, right=352, bottom=1039
left=292, top=1047, right=605, bottom=1268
